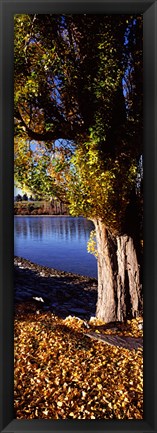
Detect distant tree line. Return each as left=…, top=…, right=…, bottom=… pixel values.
left=15, top=193, right=41, bottom=202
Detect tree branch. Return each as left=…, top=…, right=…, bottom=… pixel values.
left=14, top=106, right=83, bottom=143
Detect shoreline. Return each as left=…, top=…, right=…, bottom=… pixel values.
left=14, top=214, right=74, bottom=217
left=14, top=256, right=98, bottom=320
left=14, top=214, right=85, bottom=221
left=14, top=255, right=97, bottom=280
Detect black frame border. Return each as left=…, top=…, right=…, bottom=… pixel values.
left=0, top=1, right=157, bottom=432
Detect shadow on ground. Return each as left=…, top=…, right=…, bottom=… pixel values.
left=14, top=257, right=97, bottom=320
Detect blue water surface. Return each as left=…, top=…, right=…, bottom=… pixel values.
left=14, top=216, right=97, bottom=278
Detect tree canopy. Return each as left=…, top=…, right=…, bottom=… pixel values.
left=14, top=14, right=143, bottom=236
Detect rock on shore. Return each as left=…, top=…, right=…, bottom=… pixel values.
left=14, top=256, right=98, bottom=319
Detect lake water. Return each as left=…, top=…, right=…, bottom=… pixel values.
left=14, top=216, right=97, bottom=278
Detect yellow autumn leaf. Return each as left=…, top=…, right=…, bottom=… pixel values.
left=57, top=401, right=63, bottom=407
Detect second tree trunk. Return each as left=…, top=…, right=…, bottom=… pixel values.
left=94, top=219, right=142, bottom=323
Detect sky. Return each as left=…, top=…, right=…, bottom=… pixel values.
left=14, top=186, right=23, bottom=197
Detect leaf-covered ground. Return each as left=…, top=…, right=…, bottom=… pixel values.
left=14, top=303, right=143, bottom=419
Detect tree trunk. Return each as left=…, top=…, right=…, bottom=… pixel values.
left=94, top=219, right=143, bottom=323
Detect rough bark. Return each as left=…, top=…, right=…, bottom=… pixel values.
left=94, top=219, right=142, bottom=323
left=116, top=235, right=142, bottom=320
left=95, top=220, right=117, bottom=323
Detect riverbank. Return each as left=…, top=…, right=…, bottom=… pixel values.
left=14, top=256, right=98, bottom=319
left=14, top=200, right=68, bottom=216
left=14, top=256, right=143, bottom=336
left=14, top=214, right=71, bottom=217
